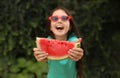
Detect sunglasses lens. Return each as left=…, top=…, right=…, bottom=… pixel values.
left=49, top=16, right=71, bottom=22
left=51, top=16, right=58, bottom=21
left=61, top=16, right=68, bottom=21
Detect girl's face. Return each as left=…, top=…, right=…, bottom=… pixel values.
left=50, top=9, right=71, bottom=39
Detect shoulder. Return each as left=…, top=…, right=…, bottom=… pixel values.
left=68, top=34, right=78, bottom=42
left=47, top=34, right=78, bottom=42
left=47, top=36, right=52, bottom=39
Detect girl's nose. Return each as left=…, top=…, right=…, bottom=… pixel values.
left=57, top=18, right=62, bottom=22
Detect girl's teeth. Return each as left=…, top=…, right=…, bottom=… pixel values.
left=57, top=26, right=62, bottom=27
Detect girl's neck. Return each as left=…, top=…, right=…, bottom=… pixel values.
left=55, top=36, right=67, bottom=41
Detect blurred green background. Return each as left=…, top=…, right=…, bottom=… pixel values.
left=0, top=0, right=120, bottom=78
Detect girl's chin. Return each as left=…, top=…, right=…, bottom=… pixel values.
left=53, top=30, right=67, bottom=36
left=54, top=33, right=67, bottom=37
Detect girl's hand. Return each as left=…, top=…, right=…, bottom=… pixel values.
left=33, top=48, right=48, bottom=62
left=68, top=47, right=84, bottom=61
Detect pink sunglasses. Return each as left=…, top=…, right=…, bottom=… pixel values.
left=49, top=16, right=72, bottom=22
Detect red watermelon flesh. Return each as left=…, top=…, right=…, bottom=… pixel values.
left=36, top=37, right=81, bottom=60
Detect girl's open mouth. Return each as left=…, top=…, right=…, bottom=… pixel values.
left=56, top=26, right=64, bottom=30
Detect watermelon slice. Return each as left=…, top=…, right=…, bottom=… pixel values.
left=36, top=37, right=81, bottom=60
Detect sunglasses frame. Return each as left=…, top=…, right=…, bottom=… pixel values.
left=48, top=16, right=72, bottom=22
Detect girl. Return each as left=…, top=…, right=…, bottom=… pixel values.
left=33, top=7, right=84, bottom=78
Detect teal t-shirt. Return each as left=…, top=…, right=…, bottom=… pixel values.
left=47, top=35, right=78, bottom=78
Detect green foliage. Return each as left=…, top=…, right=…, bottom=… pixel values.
left=0, top=0, right=119, bottom=78
left=0, top=58, right=48, bottom=78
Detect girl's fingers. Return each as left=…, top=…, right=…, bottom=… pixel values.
left=33, top=48, right=48, bottom=62
left=77, top=38, right=82, bottom=43
left=68, top=48, right=84, bottom=61
left=37, top=52, right=48, bottom=58
left=33, top=48, right=42, bottom=52
left=37, top=54, right=48, bottom=62
left=34, top=51, right=47, bottom=56
left=35, top=53, right=48, bottom=62
left=68, top=51, right=80, bottom=61
left=69, top=48, right=83, bottom=56
left=68, top=55, right=78, bottom=61
left=73, top=47, right=83, bottom=52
